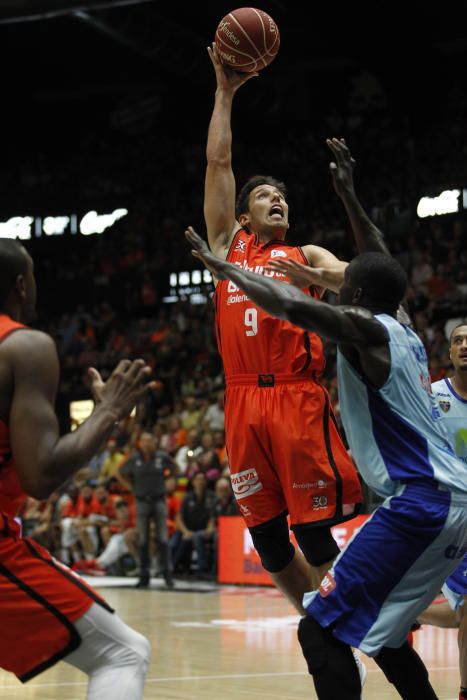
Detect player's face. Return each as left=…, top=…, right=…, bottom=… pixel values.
left=243, top=185, right=289, bottom=234
left=450, top=326, right=467, bottom=372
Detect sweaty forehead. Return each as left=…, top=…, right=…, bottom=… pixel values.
left=251, top=184, right=283, bottom=198
left=452, top=326, right=467, bottom=342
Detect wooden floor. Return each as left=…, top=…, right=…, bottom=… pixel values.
left=0, top=578, right=460, bottom=700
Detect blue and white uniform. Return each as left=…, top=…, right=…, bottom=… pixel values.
left=303, top=314, right=467, bottom=655
left=433, top=377, right=467, bottom=611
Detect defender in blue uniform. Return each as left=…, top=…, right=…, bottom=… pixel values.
left=418, top=322, right=467, bottom=700
left=186, top=140, right=467, bottom=700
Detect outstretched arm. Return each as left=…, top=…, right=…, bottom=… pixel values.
left=327, top=138, right=390, bottom=255
left=6, top=330, right=153, bottom=500
left=204, top=44, right=257, bottom=258
left=328, top=138, right=411, bottom=323
left=186, top=227, right=386, bottom=346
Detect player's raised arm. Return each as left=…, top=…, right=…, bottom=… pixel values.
left=186, top=226, right=386, bottom=346
left=327, top=137, right=390, bottom=255
left=204, top=44, right=257, bottom=258
left=7, top=329, right=153, bottom=500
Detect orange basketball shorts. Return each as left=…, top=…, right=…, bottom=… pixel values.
left=225, top=375, right=362, bottom=529
left=0, top=515, right=112, bottom=682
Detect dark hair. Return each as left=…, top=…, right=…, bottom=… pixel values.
left=0, top=239, right=28, bottom=308
left=449, top=322, right=467, bottom=345
left=346, top=252, right=407, bottom=312
left=235, top=175, right=287, bottom=219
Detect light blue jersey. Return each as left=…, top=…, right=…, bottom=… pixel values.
left=432, top=377, right=467, bottom=607
left=304, top=315, right=467, bottom=655
left=337, top=314, right=466, bottom=497
left=432, top=377, right=467, bottom=464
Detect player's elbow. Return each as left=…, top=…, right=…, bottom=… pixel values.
left=20, top=476, right=53, bottom=502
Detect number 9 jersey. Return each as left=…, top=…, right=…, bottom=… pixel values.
left=214, top=229, right=325, bottom=377
left=213, top=229, right=362, bottom=530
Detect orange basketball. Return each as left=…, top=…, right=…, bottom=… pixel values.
left=215, top=7, right=280, bottom=73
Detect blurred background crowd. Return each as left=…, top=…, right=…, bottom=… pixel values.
left=2, top=0, right=466, bottom=583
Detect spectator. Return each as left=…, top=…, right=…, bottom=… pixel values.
left=170, top=472, right=216, bottom=577
left=118, top=432, right=175, bottom=588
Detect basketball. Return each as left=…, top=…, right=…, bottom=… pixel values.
left=215, top=7, right=280, bottom=73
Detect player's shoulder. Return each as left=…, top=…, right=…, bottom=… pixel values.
left=2, top=329, right=58, bottom=373
left=431, top=378, right=450, bottom=396
left=3, top=328, right=56, bottom=355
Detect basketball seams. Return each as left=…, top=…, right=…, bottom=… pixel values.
left=228, top=12, right=263, bottom=59
left=215, top=34, right=277, bottom=70
left=215, top=8, right=279, bottom=72
left=251, top=8, right=268, bottom=54
left=215, top=32, right=259, bottom=70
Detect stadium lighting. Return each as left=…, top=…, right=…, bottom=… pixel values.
left=79, top=208, right=128, bottom=235
left=416, top=189, right=460, bottom=218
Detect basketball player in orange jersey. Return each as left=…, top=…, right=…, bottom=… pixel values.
left=0, top=239, right=152, bottom=697
left=204, top=43, right=362, bottom=610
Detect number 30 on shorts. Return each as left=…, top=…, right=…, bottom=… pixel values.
left=244, top=308, right=258, bottom=336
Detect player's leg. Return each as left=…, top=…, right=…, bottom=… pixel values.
left=418, top=599, right=459, bottom=628
left=0, top=532, right=148, bottom=692
left=459, top=599, right=467, bottom=697
left=300, top=485, right=466, bottom=699
left=65, top=603, right=150, bottom=700
left=225, top=383, right=315, bottom=612
left=292, top=524, right=340, bottom=590
left=134, top=499, right=151, bottom=585
left=373, top=643, right=439, bottom=700
left=297, top=614, right=361, bottom=700
left=154, top=498, right=173, bottom=586
left=269, top=380, right=361, bottom=588
left=96, top=533, right=128, bottom=569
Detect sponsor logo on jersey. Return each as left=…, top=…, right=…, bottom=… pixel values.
left=312, top=495, right=328, bottom=509
left=270, top=249, right=287, bottom=258
left=439, top=400, right=451, bottom=412
left=234, top=239, right=246, bottom=252
left=319, top=572, right=336, bottom=597
left=227, top=293, right=249, bottom=305
left=293, top=479, right=329, bottom=489
left=230, top=467, right=263, bottom=500
left=238, top=503, right=251, bottom=517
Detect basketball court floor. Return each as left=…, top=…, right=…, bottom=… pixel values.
left=0, top=576, right=460, bottom=700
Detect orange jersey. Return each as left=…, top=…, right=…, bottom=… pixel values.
left=0, top=315, right=27, bottom=520
left=214, top=229, right=325, bottom=378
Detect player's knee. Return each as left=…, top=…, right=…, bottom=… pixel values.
left=126, top=630, right=151, bottom=673
left=105, top=624, right=151, bottom=672
left=249, top=514, right=294, bottom=573
left=297, top=615, right=326, bottom=673
left=292, top=525, right=340, bottom=567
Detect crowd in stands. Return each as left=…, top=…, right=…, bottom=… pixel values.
left=13, top=65, right=467, bottom=581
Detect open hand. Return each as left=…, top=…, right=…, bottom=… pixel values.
left=88, top=360, right=153, bottom=420
left=208, top=42, right=258, bottom=93
left=185, top=226, right=229, bottom=280
left=326, top=137, right=356, bottom=199
left=267, top=258, right=324, bottom=289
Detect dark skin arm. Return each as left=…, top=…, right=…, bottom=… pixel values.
left=327, top=137, right=390, bottom=255
left=185, top=227, right=389, bottom=387
left=186, top=227, right=391, bottom=385
left=328, top=138, right=411, bottom=324
left=4, top=329, right=153, bottom=500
